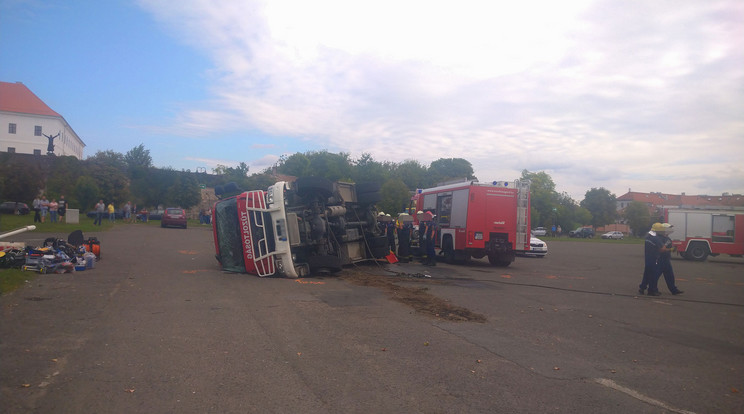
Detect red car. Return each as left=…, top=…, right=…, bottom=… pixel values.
left=161, top=207, right=187, bottom=229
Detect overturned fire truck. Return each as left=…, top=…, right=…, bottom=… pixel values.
left=412, top=180, right=531, bottom=266
left=212, top=177, right=389, bottom=277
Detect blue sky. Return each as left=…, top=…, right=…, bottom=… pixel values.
left=1, top=0, right=742, bottom=200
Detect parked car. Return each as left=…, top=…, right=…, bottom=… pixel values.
left=0, top=201, right=30, bottom=215
left=161, top=207, right=187, bottom=229
left=517, top=236, right=548, bottom=257
left=148, top=209, right=165, bottom=220
left=531, top=227, right=547, bottom=236
left=86, top=210, right=124, bottom=219
left=601, top=231, right=624, bottom=239
left=569, top=227, right=595, bottom=238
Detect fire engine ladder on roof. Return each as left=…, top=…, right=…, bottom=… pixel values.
left=516, top=179, right=530, bottom=250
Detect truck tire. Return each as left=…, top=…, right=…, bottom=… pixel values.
left=442, top=237, right=455, bottom=264
left=296, top=177, right=334, bottom=199
left=488, top=254, right=512, bottom=267
left=686, top=242, right=709, bottom=261
left=307, top=255, right=342, bottom=274
left=355, top=182, right=381, bottom=194
left=357, top=191, right=381, bottom=205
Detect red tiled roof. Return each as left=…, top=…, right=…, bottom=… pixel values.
left=0, top=81, right=61, bottom=117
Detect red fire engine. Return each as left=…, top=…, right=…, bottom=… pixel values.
left=412, top=180, right=531, bottom=266
left=665, top=208, right=744, bottom=261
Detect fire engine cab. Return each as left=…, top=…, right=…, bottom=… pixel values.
left=412, top=180, right=531, bottom=266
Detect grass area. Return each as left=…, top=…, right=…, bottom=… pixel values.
left=0, top=268, right=35, bottom=294
left=0, top=213, right=115, bottom=233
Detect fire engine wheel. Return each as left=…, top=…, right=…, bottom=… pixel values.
left=296, top=177, right=334, bottom=200
left=357, top=191, right=381, bottom=205
left=488, top=254, right=512, bottom=267
left=355, top=182, right=382, bottom=194
left=307, top=255, right=343, bottom=275
left=686, top=243, right=709, bottom=261
left=442, top=238, right=455, bottom=264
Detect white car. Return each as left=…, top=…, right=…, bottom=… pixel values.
left=532, top=227, right=547, bottom=236
left=518, top=236, right=548, bottom=257
left=601, top=231, right=624, bottom=239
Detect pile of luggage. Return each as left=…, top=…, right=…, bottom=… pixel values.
left=0, top=229, right=101, bottom=274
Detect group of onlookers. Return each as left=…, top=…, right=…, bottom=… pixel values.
left=32, top=195, right=67, bottom=224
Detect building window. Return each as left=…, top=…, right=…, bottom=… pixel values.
left=7, top=147, right=15, bottom=153
left=33, top=149, right=41, bottom=155
left=35, top=126, right=42, bottom=136
left=8, top=123, right=16, bottom=134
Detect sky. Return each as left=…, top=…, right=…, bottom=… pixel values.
left=1, top=0, right=742, bottom=200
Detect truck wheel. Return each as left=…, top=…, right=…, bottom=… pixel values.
left=442, top=237, right=455, bottom=264
left=296, top=177, right=334, bottom=199
left=355, top=182, right=381, bottom=194
left=307, top=255, right=342, bottom=274
left=357, top=191, right=381, bottom=205
left=488, top=254, right=512, bottom=267
left=687, top=243, right=709, bottom=261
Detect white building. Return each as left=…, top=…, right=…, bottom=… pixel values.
left=0, top=81, right=85, bottom=159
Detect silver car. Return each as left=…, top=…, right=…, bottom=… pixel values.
left=601, top=231, right=624, bottom=239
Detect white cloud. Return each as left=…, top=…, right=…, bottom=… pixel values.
left=139, top=0, right=744, bottom=199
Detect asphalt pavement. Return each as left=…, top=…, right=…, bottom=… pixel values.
left=1, top=225, right=742, bottom=413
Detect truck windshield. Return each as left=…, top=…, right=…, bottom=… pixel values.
left=214, top=197, right=245, bottom=272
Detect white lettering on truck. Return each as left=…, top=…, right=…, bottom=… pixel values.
left=240, top=211, right=254, bottom=259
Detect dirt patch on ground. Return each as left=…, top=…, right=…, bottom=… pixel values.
left=339, top=268, right=487, bottom=323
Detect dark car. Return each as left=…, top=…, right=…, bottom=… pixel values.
left=569, top=227, right=595, bottom=238
left=148, top=209, right=165, bottom=220
left=0, top=201, right=30, bottom=215
left=161, top=207, right=187, bottom=229
left=86, top=210, right=124, bottom=219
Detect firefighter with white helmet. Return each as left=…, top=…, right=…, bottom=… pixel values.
left=639, top=222, right=670, bottom=296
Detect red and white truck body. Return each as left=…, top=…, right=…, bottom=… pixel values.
left=665, top=208, right=744, bottom=261
left=412, top=180, right=530, bottom=266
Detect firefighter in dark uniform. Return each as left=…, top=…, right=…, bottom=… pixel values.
left=422, top=211, right=437, bottom=266
left=397, top=213, right=413, bottom=263
left=639, top=222, right=667, bottom=296
left=385, top=214, right=396, bottom=254
left=416, top=210, right=427, bottom=262
left=658, top=223, right=683, bottom=295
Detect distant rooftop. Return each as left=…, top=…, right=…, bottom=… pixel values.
left=0, top=81, right=61, bottom=117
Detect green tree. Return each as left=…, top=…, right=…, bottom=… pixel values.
left=276, top=153, right=310, bottom=177
left=125, top=144, right=153, bottom=169
left=378, top=179, right=411, bottom=216
left=0, top=154, right=44, bottom=202
left=74, top=176, right=100, bottom=211
left=392, top=160, right=427, bottom=189
left=166, top=174, right=201, bottom=208
left=88, top=150, right=127, bottom=172
left=624, top=201, right=651, bottom=237
left=352, top=153, right=390, bottom=184
left=46, top=156, right=82, bottom=206
left=427, top=158, right=476, bottom=186
left=521, top=170, right=557, bottom=227
left=580, top=187, right=617, bottom=227
left=84, top=161, right=131, bottom=205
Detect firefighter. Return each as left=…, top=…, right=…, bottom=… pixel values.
left=385, top=214, right=396, bottom=254
left=416, top=210, right=427, bottom=262
left=639, top=222, right=667, bottom=296
left=422, top=211, right=437, bottom=266
left=658, top=223, right=684, bottom=295
left=397, top=213, right=413, bottom=263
